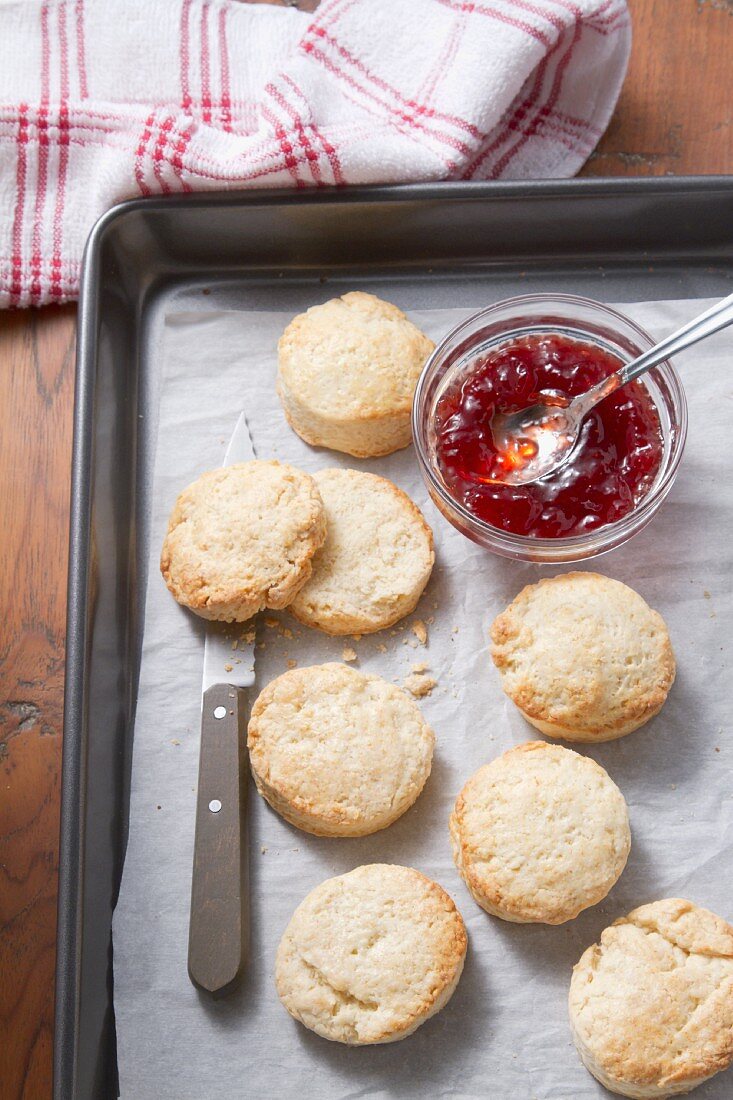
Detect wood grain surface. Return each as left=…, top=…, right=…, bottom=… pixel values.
left=0, top=2, right=731, bottom=1097
left=0, top=306, right=75, bottom=1100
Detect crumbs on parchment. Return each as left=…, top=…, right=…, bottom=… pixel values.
left=404, top=673, right=437, bottom=698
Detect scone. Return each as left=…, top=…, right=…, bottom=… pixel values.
left=247, top=663, right=434, bottom=836
left=160, top=460, right=326, bottom=622
left=490, top=572, right=675, bottom=742
left=275, top=864, right=467, bottom=1044
left=289, top=468, right=434, bottom=635
left=277, top=291, right=434, bottom=458
left=450, top=742, right=630, bottom=924
left=569, top=898, right=733, bottom=1098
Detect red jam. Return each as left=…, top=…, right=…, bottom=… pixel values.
left=434, top=333, right=664, bottom=538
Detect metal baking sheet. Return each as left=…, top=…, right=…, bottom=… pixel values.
left=57, top=178, right=733, bottom=1100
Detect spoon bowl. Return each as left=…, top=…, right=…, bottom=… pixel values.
left=486, top=398, right=577, bottom=486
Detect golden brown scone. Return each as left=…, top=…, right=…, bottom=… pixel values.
left=289, top=468, right=434, bottom=635
left=569, top=898, right=733, bottom=1098
left=277, top=291, right=434, bottom=458
left=275, top=864, right=467, bottom=1044
left=160, top=460, right=326, bottom=622
left=490, top=572, right=675, bottom=742
left=450, top=742, right=630, bottom=924
left=247, top=663, right=434, bottom=837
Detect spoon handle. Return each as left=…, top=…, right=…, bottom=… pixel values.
left=618, top=289, right=733, bottom=386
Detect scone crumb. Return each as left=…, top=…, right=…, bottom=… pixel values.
left=412, top=662, right=429, bottom=673
left=411, top=620, right=428, bottom=645
left=265, top=617, right=279, bottom=628
left=377, top=643, right=388, bottom=653
left=704, top=590, right=711, bottom=599
left=170, top=739, right=180, bottom=746
left=280, top=626, right=294, bottom=640
left=286, top=659, right=298, bottom=669
left=341, top=647, right=357, bottom=663
left=261, top=846, right=268, bottom=854
left=404, top=673, right=437, bottom=698
left=243, top=630, right=256, bottom=645
left=352, top=634, right=362, bottom=642
left=224, top=663, right=233, bottom=672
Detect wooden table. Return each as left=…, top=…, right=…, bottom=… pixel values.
left=1, top=2, right=731, bottom=1096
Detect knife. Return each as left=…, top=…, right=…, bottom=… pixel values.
left=187, top=412, right=256, bottom=997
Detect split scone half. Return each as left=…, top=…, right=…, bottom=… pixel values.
left=570, top=898, right=733, bottom=1098
left=491, top=571, right=675, bottom=742
left=276, top=864, right=467, bottom=1044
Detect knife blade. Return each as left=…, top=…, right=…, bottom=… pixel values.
left=188, top=412, right=255, bottom=996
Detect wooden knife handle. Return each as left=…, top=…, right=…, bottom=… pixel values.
left=188, top=683, right=249, bottom=996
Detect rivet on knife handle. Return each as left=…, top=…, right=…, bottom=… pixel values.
left=188, top=683, right=249, bottom=996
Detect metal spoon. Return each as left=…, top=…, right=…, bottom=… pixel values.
left=487, top=290, right=733, bottom=487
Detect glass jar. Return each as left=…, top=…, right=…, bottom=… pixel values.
left=412, top=293, right=687, bottom=563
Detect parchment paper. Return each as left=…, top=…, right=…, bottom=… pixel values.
left=113, top=299, right=733, bottom=1100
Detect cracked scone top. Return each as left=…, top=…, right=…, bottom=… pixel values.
left=490, top=571, right=675, bottom=742
left=289, top=468, right=434, bottom=635
left=275, top=864, right=467, bottom=1044
left=450, top=742, right=630, bottom=924
left=247, top=663, right=434, bottom=837
left=160, top=461, right=326, bottom=622
left=277, top=291, right=435, bottom=458
left=569, top=899, right=733, bottom=1098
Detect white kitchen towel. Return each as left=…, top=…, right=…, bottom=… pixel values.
left=0, top=0, right=630, bottom=307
